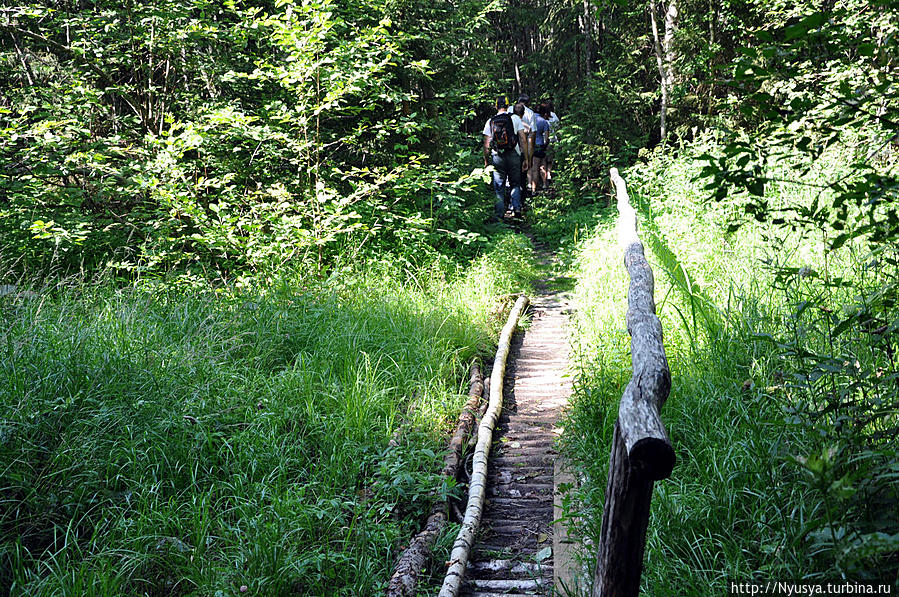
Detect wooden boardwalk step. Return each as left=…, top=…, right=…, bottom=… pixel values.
left=465, top=578, right=551, bottom=591
left=462, top=276, right=574, bottom=596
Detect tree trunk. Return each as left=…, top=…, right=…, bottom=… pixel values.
left=9, top=31, right=36, bottom=86
left=663, top=1, right=678, bottom=114
left=707, top=0, right=717, bottom=114
left=649, top=0, right=677, bottom=142
left=581, top=0, right=596, bottom=78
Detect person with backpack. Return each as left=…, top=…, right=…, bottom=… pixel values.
left=483, top=96, right=529, bottom=218
left=529, top=104, right=552, bottom=194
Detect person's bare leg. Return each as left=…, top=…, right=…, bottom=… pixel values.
left=530, top=157, right=544, bottom=192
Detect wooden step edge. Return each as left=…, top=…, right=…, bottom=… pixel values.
left=554, top=455, right=582, bottom=595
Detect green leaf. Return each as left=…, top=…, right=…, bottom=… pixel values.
left=748, top=181, right=765, bottom=197
left=784, top=12, right=827, bottom=40
left=857, top=43, right=875, bottom=57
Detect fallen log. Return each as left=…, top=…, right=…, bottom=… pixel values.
left=386, top=361, right=485, bottom=597
left=466, top=377, right=491, bottom=453
left=443, top=362, right=485, bottom=479
left=439, top=295, right=530, bottom=597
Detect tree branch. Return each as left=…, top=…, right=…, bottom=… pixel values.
left=7, top=30, right=36, bottom=86
left=0, top=23, right=151, bottom=133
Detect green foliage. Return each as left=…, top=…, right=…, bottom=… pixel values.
left=697, top=1, right=899, bottom=249
left=563, top=146, right=898, bottom=593
left=1, top=1, right=250, bottom=273
left=4, top=0, right=898, bottom=591
left=0, top=0, right=505, bottom=281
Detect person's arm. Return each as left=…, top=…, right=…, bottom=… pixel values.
left=518, top=129, right=530, bottom=170
left=526, top=112, right=536, bottom=167
left=484, top=134, right=493, bottom=167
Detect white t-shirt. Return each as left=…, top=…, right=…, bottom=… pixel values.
left=483, top=111, right=524, bottom=155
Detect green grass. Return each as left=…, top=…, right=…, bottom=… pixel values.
left=560, top=140, right=899, bottom=593
left=0, top=233, right=537, bottom=595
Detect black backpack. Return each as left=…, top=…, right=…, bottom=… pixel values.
left=489, top=113, right=517, bottom=152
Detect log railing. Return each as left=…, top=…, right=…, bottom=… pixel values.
left=592, top=168, right=675, bottom=597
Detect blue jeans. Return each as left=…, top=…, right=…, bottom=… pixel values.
left=492, top=150, right=522, bottom=215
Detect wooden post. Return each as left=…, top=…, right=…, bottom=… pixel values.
left=592, top=168, right=675, bottom=597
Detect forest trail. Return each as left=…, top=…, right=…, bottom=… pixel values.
left=461, top=239, right=575, bottom=596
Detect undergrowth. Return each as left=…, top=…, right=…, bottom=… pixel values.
left=561, top=140, right=899, bottom=593
left=0, top=233, right=536, bottom=595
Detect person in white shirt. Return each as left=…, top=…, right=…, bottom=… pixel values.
left=512, top=102, right=532, bottom=174
left=516, top=94, right=537, bottom=202
left=483, top=96, right=530, bottom=218
left=516, top=93, right=537, bottom=153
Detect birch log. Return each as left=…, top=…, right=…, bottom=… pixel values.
left=439, top=295, right=530, bottom=597
left=386, top=362, right=485, bottom=597
left=593, top=169, right=674, bottom=597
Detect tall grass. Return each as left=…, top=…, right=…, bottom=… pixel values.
left=561, top=140, right=898, bottom=593
left=0, top=234, right=536, bottom=595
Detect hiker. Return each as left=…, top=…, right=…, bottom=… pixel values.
left=546, top=99, right=560, bottom=132
left=516, top=94, right=537, bottom=201
left=483, top=96, right=529, bottom=218
left=512, top=102, right=532, bottom=208
left=529, top=104, right=552, bottom=193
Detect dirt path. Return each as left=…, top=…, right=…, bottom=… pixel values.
left=461, top=247, right=574, bottom=596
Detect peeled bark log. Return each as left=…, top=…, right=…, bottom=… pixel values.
left=620, top=244, right=674, bottom=480
left=593, top=170, right=674, bottom=597
left=386, top=361, right=485, bottom=597
left=439, top=296, right=530, bottom=597
left=613, top=168, right=674, bottom=476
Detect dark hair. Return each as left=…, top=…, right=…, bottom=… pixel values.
left=495, top=96, right=508, bottom=109
left=537, top=103, right=551, bottom=118
left=517, top=93, right=530, bottom=105
left=512, top=102, right=525, bottom=117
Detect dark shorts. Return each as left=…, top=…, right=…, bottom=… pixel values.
left=534, top=145, right=547, bottom=159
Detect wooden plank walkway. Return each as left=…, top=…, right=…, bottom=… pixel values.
left=461, top=286, right=573, bottom=596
